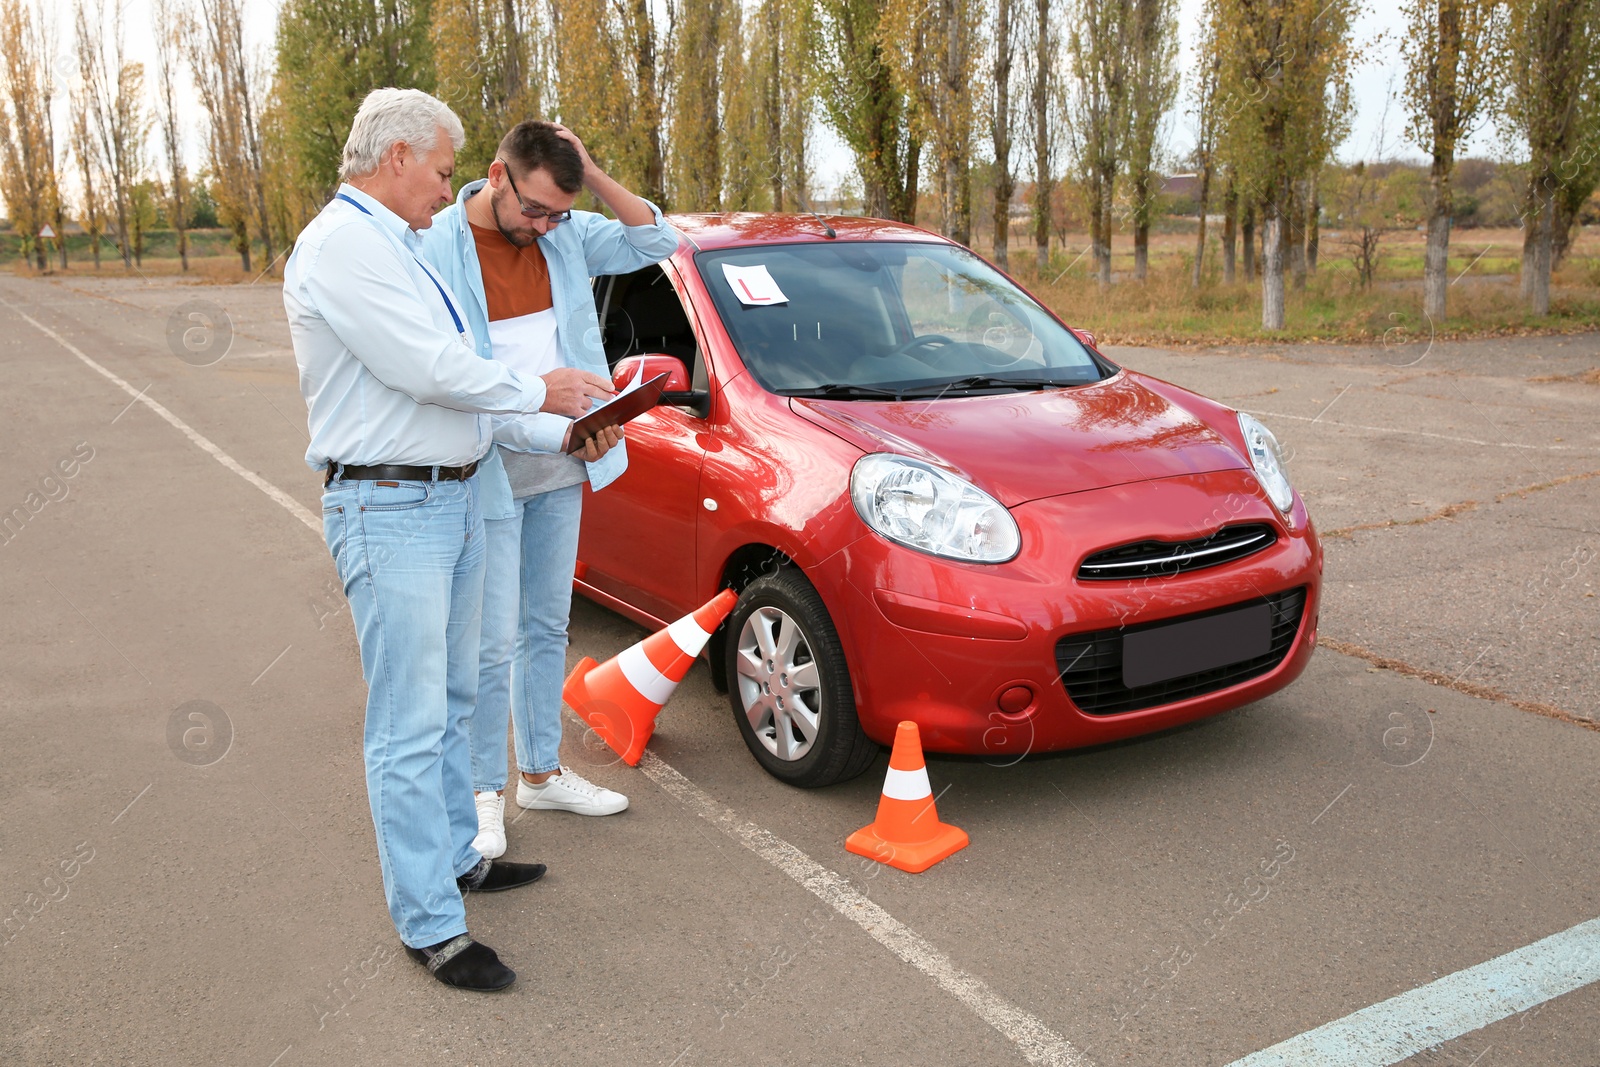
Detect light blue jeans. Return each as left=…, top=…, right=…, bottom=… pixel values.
left=322, top=475, right=485, bottom=949
left=472, top=483, right=584, bottom=792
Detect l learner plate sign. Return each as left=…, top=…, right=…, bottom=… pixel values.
left=1121, top=602, right=1272, bottom=689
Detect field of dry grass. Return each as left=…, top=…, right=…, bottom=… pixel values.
left=1006, top=224, right=1600, bottom=344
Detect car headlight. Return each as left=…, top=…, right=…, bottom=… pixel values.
left=850, top=454, right=1020, bottom=563
left=1237, top=412, right=1296, bottom=515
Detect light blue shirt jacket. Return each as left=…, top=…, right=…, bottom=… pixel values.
left=284, top=184, right=550, bottom=471
left=418, top=179, right=680, bottom=518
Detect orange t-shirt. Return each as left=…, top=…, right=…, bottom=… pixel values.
left=470, top=222, right=553, bottom=321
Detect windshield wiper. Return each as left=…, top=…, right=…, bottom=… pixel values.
left=783, top=383, right=910, bottom=400
left=892, top=375, right=1071, bottom=397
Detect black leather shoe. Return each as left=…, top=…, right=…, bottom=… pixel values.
left=457, top=858, right=547, bottom=893
left=405, top=935, right=515, bottom=991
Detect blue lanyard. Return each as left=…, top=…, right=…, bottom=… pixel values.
left=335, top=192, right=466, bottom=337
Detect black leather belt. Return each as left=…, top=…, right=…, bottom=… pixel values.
left=324, top=461, right=479, bottom=487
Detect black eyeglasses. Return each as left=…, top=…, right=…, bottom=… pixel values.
left=497, top=160, right=573, bottom=223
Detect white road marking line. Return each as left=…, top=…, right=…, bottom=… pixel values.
left=1, top=296, right=321, bottom=535
left=14, top=287, right=1089, bottom=1064
left=1225, top=914, right=1600, bottom=1067
left=637, top=751, right=1094, bottom=1067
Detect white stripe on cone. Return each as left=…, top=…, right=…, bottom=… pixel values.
left=881, top=765, right=932, bottom=801
left=617, top=644, right=678, bottom=706
left=666, top=614, right=714, bottom=657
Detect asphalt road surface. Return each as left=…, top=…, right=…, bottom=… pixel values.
left=2, top=272, right=1597, bottom=1067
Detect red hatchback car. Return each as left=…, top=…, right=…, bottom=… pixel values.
left=576, top=213, right=1321, bottom=787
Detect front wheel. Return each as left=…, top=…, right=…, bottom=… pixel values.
left=725, top=568, right=878, bottom=787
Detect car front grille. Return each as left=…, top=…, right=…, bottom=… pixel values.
left=1077, top=524, right=1278, bottom=581
left=1053, top=587, right=1306, bottom=715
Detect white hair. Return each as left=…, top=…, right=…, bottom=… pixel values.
left=339, top=88, right=465, bottom=180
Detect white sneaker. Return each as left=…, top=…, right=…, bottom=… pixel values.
left=514, top=767, right=629, bottom=816
left=472, top=792, right=507, bottom=859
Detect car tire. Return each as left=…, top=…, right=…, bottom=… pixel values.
left=724, top=568, right=878, bottom=788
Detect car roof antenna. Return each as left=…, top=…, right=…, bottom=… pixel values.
left=795, top=192, right=837, bottom=240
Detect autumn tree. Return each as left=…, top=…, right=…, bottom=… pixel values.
left=67, top=86, right=105, bottom=268
left=1125, top=0, right=1178, bottom=280
left=1503, top=0, right=1600, bottom=314
left=189, top=0, right=275, bottom=272
left=1214, top=0, right=1356, bottom=329
left=1025, top=0, right=1060, bottom=270
left=1189, top=27, right=1221, bottom=287
left=885, top=0, right=984, bottom=243
left=1400, top=0, right=1506, bottom=320
left=151, top=0, right=191, bottom=270
left=1066, top=0, right=1131, bottom=287
left=273, top=0, right=436, bottom=209
left=76, top=0, right=148, bottom=269
left=550, top=0, right=666, bottom=208
left=990, top=0, right=1017, bottom=265
left=673, top=0, right=724, bottom=209
left=432, top=0, right=545, bottom=183
left=758, top=0, right=816, bottom=211
left=818, top=0, right=923, bottom=221
left=0, top=0, right=61, bottom=271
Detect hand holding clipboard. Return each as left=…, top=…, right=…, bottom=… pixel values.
left=563, top=371, right=671, bottom=454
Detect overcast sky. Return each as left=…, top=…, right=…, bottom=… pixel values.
left=47, top=0, right=1513, bottom=212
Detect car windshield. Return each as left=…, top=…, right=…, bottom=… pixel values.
left=695, top=241, right=1111, bottom=398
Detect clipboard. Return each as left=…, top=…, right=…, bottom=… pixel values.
left=564, top=372, right=670, bottom=453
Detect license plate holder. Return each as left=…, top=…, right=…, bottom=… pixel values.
left=1122, top=602, right=1273, bottom=689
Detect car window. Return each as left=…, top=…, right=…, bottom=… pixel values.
left=594, top=264, right=701, bottom=385
left=695, top=241, right=1109, bottom=396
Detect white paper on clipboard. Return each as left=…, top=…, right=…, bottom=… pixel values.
left=722, top=263, right=789, bottom=306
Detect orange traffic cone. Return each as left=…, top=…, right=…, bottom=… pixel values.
left=846, top=721, right=968, bottom=873
left=563, top=588, right=739, bottom=765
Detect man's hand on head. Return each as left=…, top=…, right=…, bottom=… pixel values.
left=549, top=124, right=597, bottom=185
left=540, top=367, right=613, bottom=418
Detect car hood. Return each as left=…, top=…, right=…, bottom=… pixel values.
left=790, top=371, right=1248, bottom=507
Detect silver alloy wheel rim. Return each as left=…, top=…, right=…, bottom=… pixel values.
left=735, top=605, right=822, bottom=762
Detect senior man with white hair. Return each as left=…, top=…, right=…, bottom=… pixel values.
left=283, top=87, right=614, bottom=992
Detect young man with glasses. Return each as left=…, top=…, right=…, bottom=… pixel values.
left=420, top=121, right=679, bottom=859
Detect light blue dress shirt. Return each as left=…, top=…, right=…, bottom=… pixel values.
left=418, top=179, right=680, bottom=518
left=283, top=184, right=551, bottom=470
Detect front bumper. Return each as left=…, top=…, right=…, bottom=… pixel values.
left=812, top=469, right=1323, bottom=756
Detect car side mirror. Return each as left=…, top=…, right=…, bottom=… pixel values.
left=1069, top=327, right=1099, bottom=350
left=614, top=353, right=690, bottom=391
left=614, top=353, right=709, bottom=418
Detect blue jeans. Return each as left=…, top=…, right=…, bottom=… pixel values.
left=473, top=483, right=583, bottom=792
left=322, top=475, right=485, bottom=948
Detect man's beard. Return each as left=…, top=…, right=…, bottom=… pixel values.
left=492, top=193, right=538, bottom=248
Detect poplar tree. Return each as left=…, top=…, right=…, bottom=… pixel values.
left=884, top=0, right=985, bottom=243
left=76, top=0, right=145, bottom=269
left=673, top=0, right=724, bottom=210
left=1213, top=0, right=1355, bottom=329
left=1067, top=0, right=1132, bottom=288
left=1400, top=0, right=1506, bottom=320
left=152, top=0, right=190, bottom=271
left=1026, top=0, right=1060, bottom=270
left=0, top=0, right=60, bottom=271
left=992, top=0, right=1018, bottom=266
left=188, top=0, right=273, bottom=272
left=273, top=0, right=437, bottom=207
left=1126, top=0, right=1179, bottom=281
left=818, top=0, right=920, bottom=222
left=432, top=0, right=545, bottom=182
left=1504, top=0, right=1600, bottom=314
